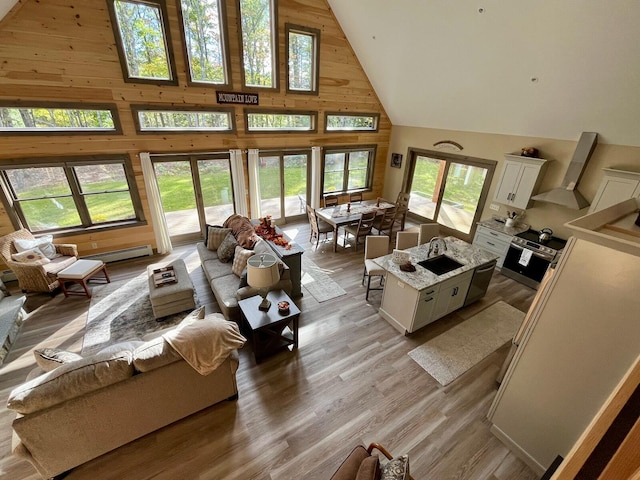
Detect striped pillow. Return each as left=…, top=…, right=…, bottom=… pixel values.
left=206, top=226, right=231, bottom=251
left=232, top=246, right=255, bottom=277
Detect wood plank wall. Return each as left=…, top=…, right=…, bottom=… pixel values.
left=0, top=0, right=391, bottom=257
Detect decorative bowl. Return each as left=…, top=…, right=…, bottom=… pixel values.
left=277, top=301, right=290, bottom=314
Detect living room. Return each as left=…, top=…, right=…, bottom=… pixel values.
left=0, top=1, right=639, bottom=479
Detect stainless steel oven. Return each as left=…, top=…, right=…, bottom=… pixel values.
left=501, top=229, right=566, bottom=289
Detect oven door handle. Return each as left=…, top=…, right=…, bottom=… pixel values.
left=509, top=243, right=555, bottom=262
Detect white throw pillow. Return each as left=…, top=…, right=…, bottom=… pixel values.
left=232, top=246, right=255, bottom=277
left=14, top=234, right=58, bottom=259
left=12, top=248, right=50, bottom=264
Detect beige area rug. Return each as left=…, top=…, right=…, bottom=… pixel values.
left=408, top=301, right=525, bottom=386
left=82, top=272, right=200, bottom=356
left=300, top=256, right=346, bottom=303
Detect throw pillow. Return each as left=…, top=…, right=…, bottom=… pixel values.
left=133, top=336, right=182, bottom=372
left=380, top=456, right=409, bottom=480
left=14, top=234, right=58, bottom=259
left=12, top=248, right=50, bottom=264
left=33, top=348, right=83, bottom=372
left=217, top=232, right=238, bottom=263
left=232, top=246, right=255, bottom=277
left=206, top=226, right=232, bottom=251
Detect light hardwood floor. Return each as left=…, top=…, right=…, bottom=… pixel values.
left=0, top=221, right=539, bottom=480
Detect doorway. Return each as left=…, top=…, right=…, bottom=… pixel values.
left=258, top=150, right=309, bottom=223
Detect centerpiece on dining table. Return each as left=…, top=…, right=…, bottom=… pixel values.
left=254, top=215, right=291, bottom=249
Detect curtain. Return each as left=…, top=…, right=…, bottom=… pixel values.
left=140, top=152, right=172, bottom=254
left=230, top=149, right=248, bottom=217
left=311, top=146, right=323, bottom=209
left=247, top=149, right=261, bottom=219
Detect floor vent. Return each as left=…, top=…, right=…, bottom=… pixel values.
left=84, top=245, right=153, bottom=264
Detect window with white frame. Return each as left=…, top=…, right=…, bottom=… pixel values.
left=238, top=0, right=278, bottom=89
left=286, top=24, right=319, bottom=94
left=322, top=146, right=376, bottom=194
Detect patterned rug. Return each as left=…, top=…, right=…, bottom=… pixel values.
left=82, top=272, right=197, bottom=355
left=300, top=256, right=346, bottom=303
left=408, top=301, right=525, bottom=386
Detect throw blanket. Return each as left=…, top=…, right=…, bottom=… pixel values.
left=223, top=214, right=258, bottom=248
left=163, top=315, right=247, bottom=375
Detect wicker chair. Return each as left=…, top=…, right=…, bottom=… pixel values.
left=0, top=229, right=78, bottom=293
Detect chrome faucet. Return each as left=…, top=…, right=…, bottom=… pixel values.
left=428, top=237, right=447, bottom=258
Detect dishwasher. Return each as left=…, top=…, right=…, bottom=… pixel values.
left=463, top=260, right=497, bottom=306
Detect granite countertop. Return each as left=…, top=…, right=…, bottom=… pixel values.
left=478, top=216, right=530, bottom=236
left=373, top=236, right=499, bottom=291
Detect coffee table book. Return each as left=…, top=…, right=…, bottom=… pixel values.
left=153, top=266, right=177, bottom=287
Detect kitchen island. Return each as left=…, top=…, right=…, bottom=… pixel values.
left=375, top=237, right=498, bottom=334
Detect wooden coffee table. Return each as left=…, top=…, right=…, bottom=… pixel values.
left=57, top=259, right=110, bottom=298
left=238, top=290, right=300, bottom=363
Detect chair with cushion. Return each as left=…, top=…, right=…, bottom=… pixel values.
left=372, top=205, right=397, bottom=237
left=396, top=231, right=419, bottom=250
left=330, top=443, right=412, bottom=480
left=307, top=205, right=333, bottom=248
left=0, top=229, right=78, bottom=293
left=324, top=194, right=339, bottom=208
left=343, top=211, right=376, bottom=252
left=418, top=223, right=440, bottom=245
left=363, top=236, right=389, bottom=301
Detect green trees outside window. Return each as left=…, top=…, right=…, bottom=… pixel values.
left=239, top=0, right=277, bottom=88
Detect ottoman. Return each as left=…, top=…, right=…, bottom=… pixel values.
left=147, top=259, right=195, bottom=319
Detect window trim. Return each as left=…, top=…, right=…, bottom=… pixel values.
left=236, top=0, right=280, bottom=92
left=107, top=0, right=179, bottom=86
left=285, top=23, right=320, bottom=96
left=0, top=101, right=123, bottom=136
left=322, top=144, right=377, bottom=195
left=176, top=0, right=233, bottom=88
left=324, top=112, right=380, bottom=133
left=131, top=104, right=236, bottom=133
left=0, top=154, right=146, bottom=235
left=244, top=108, right=317, bottom=133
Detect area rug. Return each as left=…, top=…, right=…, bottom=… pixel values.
left=300, top=256, right=346, bottom=303
left=82, top=272, right=197, bottom=355
left=408, top=301, right=525, bottom=386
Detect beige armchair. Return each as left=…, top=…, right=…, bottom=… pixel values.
left=0, top=229, right=78, bottom=293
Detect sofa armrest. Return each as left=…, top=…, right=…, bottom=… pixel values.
left=54, top=243, right=78, bottom=257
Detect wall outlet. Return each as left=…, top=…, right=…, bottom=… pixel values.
left=91, top=242, right=98, bottom=249
left=489, top=203, right=500, bottom=211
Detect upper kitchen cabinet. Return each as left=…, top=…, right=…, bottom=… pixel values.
left=494, top=155, right=549, bottom=210
left=588, top=168, right=640, bottom=214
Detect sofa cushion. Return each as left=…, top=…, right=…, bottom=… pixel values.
left=7, top=350, right=134, bottom=414
left=211, top=275, right=241, bottom=311
left=203, top=258, right=234, bottom=280
left=217, top=232, right=238, bottom=263
left=223, top=214, right=258, bottom=248
left=232, top=246, right=255, bottom=277
left=133, top=336, right=182, bottom=372
left=33, top=348, right=83, bottom=372
left=207, top=226, right=231, bottom=251
left=357, top=456, right=381, bottom=480
left=97, top=340, right=145, bottom=357
left=380, top=455, right=409, bottom=480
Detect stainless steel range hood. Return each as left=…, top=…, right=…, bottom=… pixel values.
left=532, top=132, right=598, bottom=210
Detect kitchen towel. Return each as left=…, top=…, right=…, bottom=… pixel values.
left=518, top=249, right=533, bottom=267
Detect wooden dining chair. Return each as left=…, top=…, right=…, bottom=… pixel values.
left=394, top=192, right=411, bottom=231
left=324, top=194, right=339, bottom=208
left=343, top=211, right=376, bottom=251
left=363, top=235, right=389, bottom=300
left=306, top=205, right=333, bottom=248
left=396, top=231, right=419, bottom=250
left=418, top=223, right=440, bottom=245
left=349, top=191, right=363, bottom=203
left=372, top=205, right=397, bottom=236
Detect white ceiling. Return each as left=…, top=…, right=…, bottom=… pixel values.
left=327, top=0, right=640, bottom=147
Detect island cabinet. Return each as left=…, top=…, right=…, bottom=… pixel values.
left=380, top=277, right=440, bottom=334
left=587, top=168, right=640, bottom=214
left=494, top=154, right=549, bottom=210
left=431, top=270, right=473, bottom=320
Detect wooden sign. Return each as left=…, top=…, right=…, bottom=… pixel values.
left=216, top=91, right=259, bottom=105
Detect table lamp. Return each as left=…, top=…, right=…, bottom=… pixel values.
left=247, top=253, right=280, bottom=311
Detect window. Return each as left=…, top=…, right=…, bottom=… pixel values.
left=107, top=0, right=178, bottom=85
left=325, top=113, right=379, bottom=132
left=286, top=24, right=319, bottom=94
left=0, top=102, right=121, bottom=135
left=404, top=149, right=495, bottom=240
left=245, top=110, right=316, bottom=132
left=322, top=146, right=376, bottom=194
left=132, top=105, right=235, bottom=132
left=238, top=0, right=278, bottom=89
left=177, top=0, right=231, bottom=87
left=0, top=156, right=145, bottom=233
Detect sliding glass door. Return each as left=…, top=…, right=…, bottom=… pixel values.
left=258, top=150, right=309, bottom=223
left=404, top=149, right=495, bottom=241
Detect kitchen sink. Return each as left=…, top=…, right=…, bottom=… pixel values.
left=417, top=255, right=464, bottom=275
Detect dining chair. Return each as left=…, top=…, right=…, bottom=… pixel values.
left=363, top=235, right=389, bottom=301
left=394, top=192, right=411, bottom=231
left=349, top=192, right=363, bottom=203
left=396, top=231, right=419, bottom=250
left=343, top=211, right=376, bottom=251
left=324, top=194, right=339, bottom=208
left=418, top=223, right=440, bottom=245
left=306, top=205, right=333, bottom=248
left=372, top=205, right=397, bottom=236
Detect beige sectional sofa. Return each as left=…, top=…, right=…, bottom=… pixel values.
left=8, top=310, right=244, bottom=479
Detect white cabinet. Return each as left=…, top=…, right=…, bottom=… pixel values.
left=413, top=286, right=439, bottom=331
left=473, top=225, right=512, bottom=268
left=588, top=168, right=640, bottom=213
left=494, top=155, right=549, bottom=210
left=379, top=275, right=440, bottom=334
left=432, top=270, right=473, bottom=320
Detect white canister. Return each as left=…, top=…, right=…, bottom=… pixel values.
left=505, top=218, right=515, bottom=227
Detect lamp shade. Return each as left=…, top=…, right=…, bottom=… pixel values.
left=247, top=253, right=280, bottom=289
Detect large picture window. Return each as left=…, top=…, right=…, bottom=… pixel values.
left=107, top=0, right=178, bottom=85
left=132, top=105, right=235, bottom=132
left=286, top=24, right=319, bottom=95
left=0, top=156, right=145, bottom=233
left=245, top=110, right=316, bottom=132
left=178, top=0, right=231, bottom=87
left=322, top=146, right=376, bottom=194
left=238, top=0, right=278, bottom=89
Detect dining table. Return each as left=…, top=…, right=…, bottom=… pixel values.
left=315, top=199, right=396, bottom=252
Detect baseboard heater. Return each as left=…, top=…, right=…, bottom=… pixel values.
left=84, top=245, right=153, bottom=264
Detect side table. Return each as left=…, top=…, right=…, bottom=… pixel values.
left=238, top=289, right=300, bottom=363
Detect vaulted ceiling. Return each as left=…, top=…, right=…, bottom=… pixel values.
left=2, top=0, right=640, bottom=147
